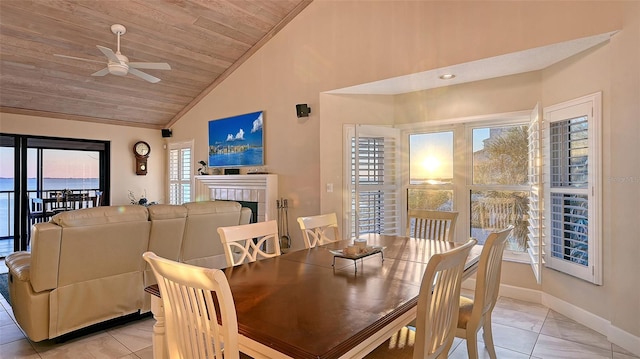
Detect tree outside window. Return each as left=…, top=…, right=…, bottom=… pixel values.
left=472, top=125, right=529, bottom=250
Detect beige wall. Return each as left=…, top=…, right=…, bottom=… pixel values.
left=540, top=0, right=640, bottom=340
left=374, top=1, right=639, bottom=343
left=0, top=113, right=165, bottom=205
left=165, top=0, right=640, bottom=343
left=172, top=0, right=623, bottom=250
left=319, top=93, right=395, bottom=247
left=1, top=0, right=636, bottom=349
left=394, top=71, right=542, bottom=124
left=608, top=1, right=640, bottom=340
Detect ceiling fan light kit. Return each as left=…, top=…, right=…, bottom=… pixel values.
left=55, top=24, right=171, bottom=83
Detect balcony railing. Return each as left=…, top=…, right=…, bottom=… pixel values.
left=0, top=188, right=101, bottom=257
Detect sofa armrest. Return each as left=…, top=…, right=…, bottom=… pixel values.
left=29, top=222, right=62, bottom=292
left=5, top=251, right=31, bottom=282
left=240, top=207, right=252, bottom=225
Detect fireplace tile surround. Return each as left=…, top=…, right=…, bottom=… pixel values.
left=194, top=174, right=277, bottom=223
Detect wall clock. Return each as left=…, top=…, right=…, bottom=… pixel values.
left=133, top=141, right=150, bottom=175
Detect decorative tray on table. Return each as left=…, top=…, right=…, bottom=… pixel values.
left=329, top=246, right=385, bottom=259
left=330, top=246, right=385, bottom=272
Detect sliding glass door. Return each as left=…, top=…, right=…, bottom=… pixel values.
left=0, top=134, right=110, bottom=257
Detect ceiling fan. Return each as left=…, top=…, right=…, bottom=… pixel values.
left=55, top=24, right=171, bottom=83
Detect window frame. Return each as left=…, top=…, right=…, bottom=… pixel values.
left=465, top=119, right=531, bottom=257
left=167, top=140, right=194, bottom=205
left=405, top=128, right=457, bottom=231
left=400, top=111, right=532, bottom=262
left=368, top=93, right=601, bottom=283
left=542, top=92, right=602, bottom=285
left=343, top=124, right=401, bottom=238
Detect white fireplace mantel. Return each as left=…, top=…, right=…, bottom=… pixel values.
left=194, top=174, right=278, bottom=223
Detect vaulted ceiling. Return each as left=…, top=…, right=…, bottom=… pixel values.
left=0, top=0, right=311, bottom=129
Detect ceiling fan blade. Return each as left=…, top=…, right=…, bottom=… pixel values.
left=129, top=62, right=171, bottom=70
left=54, top=53, right=105, bottom=64
left=129, top=67, right=161, bottom=83
left=91, top=68, right=110, bottom=76
left=96, top=45, right=120, bottom=63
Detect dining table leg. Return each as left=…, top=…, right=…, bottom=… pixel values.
left=150, top=295, right=167, bottom=359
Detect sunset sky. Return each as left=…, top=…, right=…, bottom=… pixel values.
left=409, top=131, right=454, bottom=180
left=409, top=129, right=490, bottom=180
left=0, top=148, right=99, bottom=178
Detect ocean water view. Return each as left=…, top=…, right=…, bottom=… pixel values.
left=209, top=147, right=263, bottom=167
left=0, top=177, right=99, bottom=237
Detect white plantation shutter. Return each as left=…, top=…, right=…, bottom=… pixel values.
left=543, top=93, right=602, bottom=284
left=344, top=125, right=400, bottom=238
left=527, top=104, right=544, bottom=284
left=168, top=141, right=193, bottom=204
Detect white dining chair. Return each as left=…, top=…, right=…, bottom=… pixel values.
left=217, top=220, right=281, bottom=267
left=297, top=213, right=341, bottom=249
left=142, top=251, right=240, bottom=359
left=455, top=226, right=513, bottom=359
left=365, top=238, right=477, bottom=359
left=407, top=209, right=458, bottom=241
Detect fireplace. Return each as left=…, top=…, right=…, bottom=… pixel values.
left=194, top=174, right=278, bottom=223
left=236, top=201, right=258, bottom=223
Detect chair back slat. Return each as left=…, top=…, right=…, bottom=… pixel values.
left=475, top=226, right=513, bottom=317
left=413, top=238, right=476, bottom=359
left=217, top=220, right=281, bottom=267
left=297, top=213, right=341, bottom=248
left=143, top=252, right=239, bottom=359
left=408, top=210, right=458, bottom=241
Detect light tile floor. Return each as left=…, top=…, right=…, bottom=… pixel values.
left=1, top=263, right=638, bottom=359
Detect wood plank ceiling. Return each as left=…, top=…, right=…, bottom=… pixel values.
left=0, top=0, right=310, bottom=129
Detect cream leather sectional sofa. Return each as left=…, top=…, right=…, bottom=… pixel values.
left=5, top=200, right=251, bottom=342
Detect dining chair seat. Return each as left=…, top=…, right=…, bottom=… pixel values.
left=457, top=296, right=475, bottom=329
left=365, top=238, right=477, bottom=359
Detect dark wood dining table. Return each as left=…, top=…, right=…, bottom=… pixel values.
left=145, top=233, right=481, bottom=359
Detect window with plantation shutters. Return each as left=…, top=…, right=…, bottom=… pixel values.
left=543, top=93, right=601, bottom=284
left=344, top=125, right=400, bottom=238
left=167, top=140, right=193, bottom=205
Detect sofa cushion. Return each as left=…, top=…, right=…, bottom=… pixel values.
left=181, top=201, right=246, bottom=268
left=51, top=205, right=149, bottom=227
left=145, top=205, right=188, bottom=287
left=183, top=200, right=242, bottom=214
left=147, top=205, right=188, bottom=260
left=147, top=204, right=187, bottom=221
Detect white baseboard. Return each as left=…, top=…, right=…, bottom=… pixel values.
left=609, top=324, right=640, bottom=357
left=462, top=279, right=542, bottom=303
left=473, top=281, right=640, bottom=357
left=542, top=293, right=640, bottom=357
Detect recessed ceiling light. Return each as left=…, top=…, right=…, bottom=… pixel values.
left=439, top=74, right=456, bottom=80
